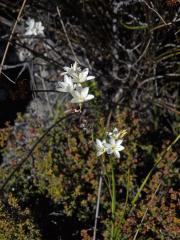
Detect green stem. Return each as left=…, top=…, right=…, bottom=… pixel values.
left=120, top=168, right=130, bottom=224
left=100, top=158, right=112, bottom=198
left=111, top=158, right=116, bottom=240
left=114, top=168, right=130, bottom=239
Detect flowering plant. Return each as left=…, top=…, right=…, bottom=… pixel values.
left=94, top=127, right=126, bottom=239
left=96, top=128, right=126, bottom=158
left=57, top=62, right=95, bottom=110
left=25, top=18, right=44, bottom=36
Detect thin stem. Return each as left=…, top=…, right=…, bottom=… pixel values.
left=111, top=158, right=116, bottom=240
left=120, top=168, right=130, bottom=225
left=0, top=0, right=27, bottom=77
left=100, top=157, right=111, bottom=197
left=93, top=112, right=112, bottom=239
left=143, top=0, right=167, bottom=25
left=56, top=6, right=80, bottom=64
left=93, top=171, right=103, bottom=240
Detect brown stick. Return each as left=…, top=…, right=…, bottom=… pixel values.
left=0, top=0, right=27, bottom=78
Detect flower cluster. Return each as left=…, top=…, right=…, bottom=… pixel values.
left=57, top=62, right=95, bottom=108
left=17, top=18, right=45, bottom=61
left=25, top=18, right=44, bottom=36
left=96, top=128, right=126, bottom=158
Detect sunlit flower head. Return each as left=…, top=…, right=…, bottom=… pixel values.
left=57, top=75, right=75, bottom=93
left=107, top=128, right=120, bottom=140
left=62, top=62, right=95, bottom=83
left=73, top=68, right=95, bottom=83
left=70, top=86, right=94, bottom=104
left=25, top=18, right=44, bottom=36
left=62, top=62, right=81, bottom=78
left=105, top=138, right=124, bottom=158
left=96, top=139, right=107, bottom=156
left=96, top=127, right=126, bottom=158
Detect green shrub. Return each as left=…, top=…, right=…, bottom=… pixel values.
left=0, top=194, right=41, bottom=240
left=0, top=105, right=179, bottom=239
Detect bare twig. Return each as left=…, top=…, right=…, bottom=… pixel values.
left=56, top=6, right=80, bottom=64
left=143, top=1, right=167, bottom=25
left=93, top=171, right=103, bottom=240
left=135, top=39, right=151, bottom=64
left=1, top=71, right=15, bottom=84
left=0, top=0, right=27, bottom=78
left=35, top=73, right=54, bottom=117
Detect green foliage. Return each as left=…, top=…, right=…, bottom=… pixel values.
left=0, top=104, right=179, bottom=239
left=0, top=194, right=41, bottom=240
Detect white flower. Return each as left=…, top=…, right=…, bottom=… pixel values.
left=25, top=18, right=44, bottom=36
left=96, top=139, right=107, bottom=156
left=70, top=86, right=94, bottom=103
left=62, top=62, right=95, bottom=83
left=73, top=68, right=95, bottom=83
left=62, top=62, right=81, bottom=78
left=107, top=128, right=121, bottom=140
left=105, top=138, right=124, bottom=158
left=56, top=75, right=75, bottom=93
left=18, top=48, right=32, bottom=61
left=34, top=21, right=44, bottom=35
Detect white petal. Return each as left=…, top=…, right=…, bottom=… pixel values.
left=105, top=144, right=111, bottom=154
left=71, top=98, right=79, bottom=103
left=97, top=150, right=103, bottom=157
left=73, top=62, right=78, bottom=71
left=27, top=19, right=35, bottom=28
left=76, top=85, right=83, bottom=92
left=78, top=69, right=88, bottom=82
left=87, top=76, right=95, bottom=81
left=64, top=75, right=72, bottom=84
left=109, top=138, right=115, bottom=145
left=106, top=149, right=112, bottom=155
left=113, top=128, right=118, bottom=132
left=81, top=68, right=89, bottom=77
left=58, top=82, right=67, bottom=88
left=104, top=143, right=110, bottom=148
left=117, top=145, right=124, bottom=151
left=85, top=94, right=94, bottom=101
left=116, top=139, right=123, bottom=145
left=96, top=139, right=103, bottom=148
left=25, top=30, right=32, bottom=36
left=114, top=151, right=120, bottom=158
left=81, top=87, right=89, bottom=98
left=63, top=67, right=70, bottom=72
left=56, top=87, right=67, bottom=93
left=71, top=90, right=80, bottom=98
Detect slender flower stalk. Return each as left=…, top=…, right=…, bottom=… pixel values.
left=95, top=127, right=126, bottom=240
left=111, top=157, right=116, bottom=240
left=93, top=170, right=103, bottom=240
